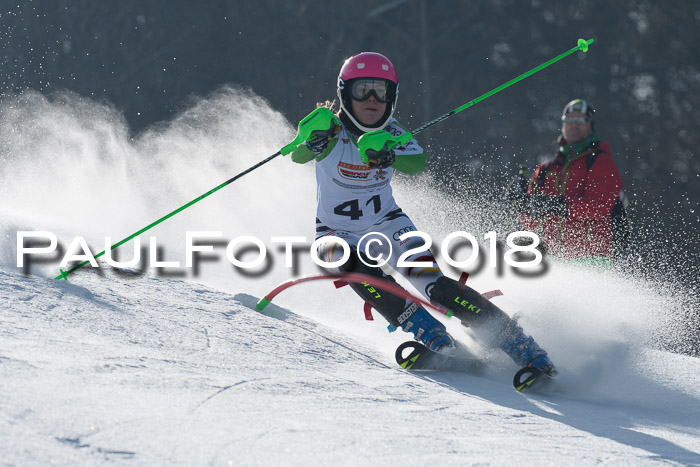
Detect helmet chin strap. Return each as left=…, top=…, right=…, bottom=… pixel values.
left=345, top=109, right=389, bottom=133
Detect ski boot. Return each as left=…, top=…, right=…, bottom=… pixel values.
left=400, top=304, right=454, bottom=353
left=499, top=326, right=558, bottom=376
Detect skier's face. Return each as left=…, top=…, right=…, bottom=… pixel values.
left=561, top=111, right=593, bottom=143
left=351, top=94, right=387, bottom=126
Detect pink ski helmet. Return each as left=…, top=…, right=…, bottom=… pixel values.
left=337, top=52, right=399, bottom=133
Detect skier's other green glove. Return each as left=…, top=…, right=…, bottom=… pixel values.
left=357, top=130, right=412, bottom=169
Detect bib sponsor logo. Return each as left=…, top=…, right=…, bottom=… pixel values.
left=338, top=162, right=371, bottom=181
left=373, top=169, right=387, bottom=181
left=392, top=226, right=417, bottom=241
left=385, top=126, right=401, bottom=137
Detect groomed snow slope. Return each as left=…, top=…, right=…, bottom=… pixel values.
left=2, top=267, right=699, bottom=466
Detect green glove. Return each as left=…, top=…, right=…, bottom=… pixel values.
left=281, top=107, right=340, bottom=156
left=357, top=130, right=413, bottom=168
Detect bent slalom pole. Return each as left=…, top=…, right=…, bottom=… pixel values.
left=54, top=38, right=593, bottom=281
left=255, top=273, right=454, bottom=315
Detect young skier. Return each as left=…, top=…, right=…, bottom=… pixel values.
left=289, top=52, right=556, bottom=375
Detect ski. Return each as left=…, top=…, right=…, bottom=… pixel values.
left=397, top=340, right=558, bottom=393
left=395, top=341, right=484, bottom=374
left=256, top=274, right=558, bottom=392
left=513, top=366, right=556, bottom=393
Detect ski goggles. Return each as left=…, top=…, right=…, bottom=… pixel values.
left=349, top=78, right=393, bottom=103
left=561, top=115, right=590, bottom=125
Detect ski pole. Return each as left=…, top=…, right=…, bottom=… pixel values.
left=53, top=151, right=282, bottom=280
left=410, top=38, right=594, bottom=136
left=53, top=108, right=333, bottom=281
left=54, top=38, right=593, bottom=281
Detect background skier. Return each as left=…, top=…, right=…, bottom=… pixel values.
left=515, top=99, right=625, bottom=263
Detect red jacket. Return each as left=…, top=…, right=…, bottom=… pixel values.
left=521, top=141, right=622, bottom=258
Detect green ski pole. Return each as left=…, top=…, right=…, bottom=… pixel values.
left=54, top=152, right=282, bottom=281
left=54, top=108, right=336, bottom=281
left=410, top=38, right=594, bottom=136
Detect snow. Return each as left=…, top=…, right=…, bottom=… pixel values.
left=2, top=88, right=699, bottom=465
left=2, top=267, right=700, bottom=465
